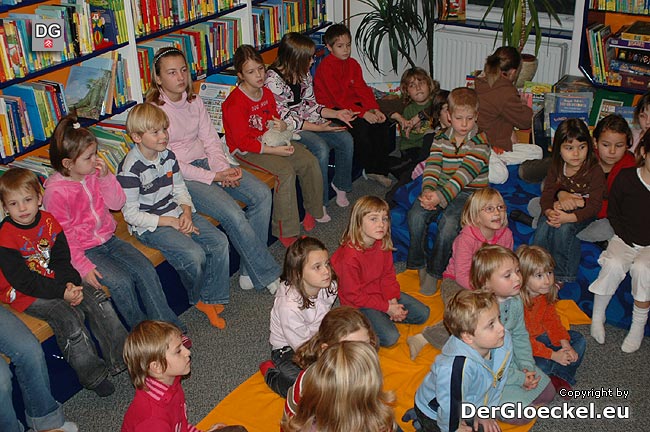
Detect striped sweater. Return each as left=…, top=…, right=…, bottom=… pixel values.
left=117, top=146, right=195, bottom=235
left=422, top=126, right=490, bottom=208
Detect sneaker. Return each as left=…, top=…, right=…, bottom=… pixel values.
left=279, top=236, right=298, bottom=247
left=259, top=360, right=275, bottom=377
left=510, top=209, right=534, bottom=227
left=91, top=378, right=115, bottom=397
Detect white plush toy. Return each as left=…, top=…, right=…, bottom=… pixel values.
left=260, top=120, right=301, bottom=147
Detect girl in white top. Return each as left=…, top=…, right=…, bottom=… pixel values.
left=264, top=236, right=337, bottom=396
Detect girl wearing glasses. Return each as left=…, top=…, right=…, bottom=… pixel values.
left=407, top=187, right=513, bottom=360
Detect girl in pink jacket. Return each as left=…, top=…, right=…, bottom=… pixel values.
left=407, top=187, right=513, bottom=359
left=43, top=114, right=185, bottom=332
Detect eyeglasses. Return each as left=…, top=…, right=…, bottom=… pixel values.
left=481, top=205, right=506, bottom=214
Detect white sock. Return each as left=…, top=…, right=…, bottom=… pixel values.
left=315, top=206, right=331, bottom=223
left=590, top=294, right=612, bottom=344
left=239, top=275, right=254, bottom=290
left=266, top=278, right=281, bottom=295
left=331, top=183, right=349, bottom=207
left=407, top=333, right=428, bottom=361
left=622, top=305, right=649, bottom=353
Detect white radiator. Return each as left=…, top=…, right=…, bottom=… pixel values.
left=432, top=26, right=569, bottom=90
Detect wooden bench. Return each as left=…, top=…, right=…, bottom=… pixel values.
left=3, top=167, right=276, bottom=349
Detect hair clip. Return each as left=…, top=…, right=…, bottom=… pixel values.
left=72, top=122, right=81, bottom=129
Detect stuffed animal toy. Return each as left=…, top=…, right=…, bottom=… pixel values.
left=260, top=120, right=300, bottom=147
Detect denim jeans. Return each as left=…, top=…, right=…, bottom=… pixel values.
left=137, top=213, right=230, bottom=305
left=299, top=130, right=354, bottom=203
left=406, top=190, right=472, bottom=279
left=265, top=346, right=302, bottom=397
left=533, top=331, right=586, bottom=386
left=360, top=293, right=430, bottom=347
left=533, top=216, right=593, bottom=282
left=186, top=161, right=280, bottom=289
left=25, top=286, right=127, bottom=389
left=85, top=236, right=184, bottom=331
left=0, top=307, right=66, bottom=432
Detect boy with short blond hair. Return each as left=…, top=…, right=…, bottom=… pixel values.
left=407, top=87, right=490, bottom=295
left=0, top=168, right=127, bottom=397
left=313, top=23, right=394, bottom=187
left=117, top=103, right=230, bottom=329
left=413, top=290, right=513, bottom=432
left=122, top=320, right=247, bottom=432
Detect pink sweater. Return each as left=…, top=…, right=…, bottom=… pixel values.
left=43, top=171, right=125, bottom=278
left=443, top=225, right=514, bottom=290
left=157, top=92, right=230, bottom=185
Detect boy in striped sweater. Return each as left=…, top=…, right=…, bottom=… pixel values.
left=117, top=104, right=231, bottom=329
left=406, top=87, right=490, bottom=295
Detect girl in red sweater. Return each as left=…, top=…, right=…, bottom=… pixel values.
left=517, top=245, right=585, bottom=394
left=331, top=196, right=429, bottom=347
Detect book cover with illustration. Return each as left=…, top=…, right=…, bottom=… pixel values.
left=65, top=65, right=111, bottom=120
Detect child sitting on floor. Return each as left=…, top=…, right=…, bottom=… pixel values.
left=632, top=91, right=650, bottom=151
left=261, top=237, right=338, bottom=397
left=284, top=306, right=377, bottom=417
left=332, top=196, right=429, bottom=347
left=407, top=187, right=513, bottom=358
left=117, top=103, right=231, bottom=329
left=589, top=130, right=650, bottom=353
left=281, top=341, right=397, bottom=432
left=517, top=245, right=585, bottom=394
left=122, top=320, right=247, bottom=431
left=405, top=87, right=490, bottom=295
left=473, top=245, right=554, bottom=424
left=411, top=290, right=512, bottom=432
left=0, top=168, right=127, bottom=397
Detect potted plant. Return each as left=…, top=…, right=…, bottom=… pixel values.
left=481, top=0, right=561, bottom=85
left=353, top=0, right=437, bottom=77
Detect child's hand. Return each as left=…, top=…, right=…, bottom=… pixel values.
left=271, top=117, right=287, bottom=132
left=82, top=268, right=104, bottom=290
left=387, top=302, right=407, bottom=322
left=551, top=349, right=573, bottom=366
left=559, top=341, right=579, bottom=363
left=418, top=190, right=439, bottom=210
left=556, top=192, right=585, bottom=211
left=95, top=157, right=109, bottom=177
left=313, top=120, right=347, bottom=133
left=264, top=144, right=295, bottom=157
left=544, top=209, right=562, bottom=228
left=178, top=210, right=198, bottom=236
left=391, top=113, right=409, bottom=130
left=522, top=369, right=540, bottom=390
left=371, top=109, right=386, bottom=123
left=159, top=216, right=180, bottom=230
left=363, top=110, right=380, bottom=124
left=64, top=283, right=84, bottom=306
left=335, top=109, right=359, bottom=128
left=553, top=209, right=578, bottom=226
left=215, top=167, right=242, bottom=187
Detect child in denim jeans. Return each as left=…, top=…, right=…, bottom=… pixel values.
left=406, top=87, right=490, bottom=295
left=0, top=168, right=127, bottom=397
left=118, top=103, right=231, bottom=329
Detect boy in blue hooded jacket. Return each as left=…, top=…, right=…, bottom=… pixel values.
left=414, top=290, right=513, bottom=432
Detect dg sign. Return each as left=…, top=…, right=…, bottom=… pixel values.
left=32, top=19, right=65, bottom=52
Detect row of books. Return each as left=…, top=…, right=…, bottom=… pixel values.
left=137, top=16, right=242, bottom=94
left=589, top=0, right=649, bottom=14
left=0, top=80, right=68, bottom=160
left=129, top=0, right=241, bottom=38
left=586, top=22, right=650, bottom=91
left=250, top=0, right=327, bottom=49
left=0, top=0, right=127, bottom=83
left=0, top=123, right=134, bottom=178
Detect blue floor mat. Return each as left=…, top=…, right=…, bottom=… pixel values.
left=391, top=165, right=644, bottom=334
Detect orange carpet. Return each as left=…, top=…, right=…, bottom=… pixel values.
left=198, top=270, right=590, bottom=432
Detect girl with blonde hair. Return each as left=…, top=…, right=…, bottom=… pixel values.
left=281, top=341, right=397, bottom=432
left=331, top=196, right=429, bottom=347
